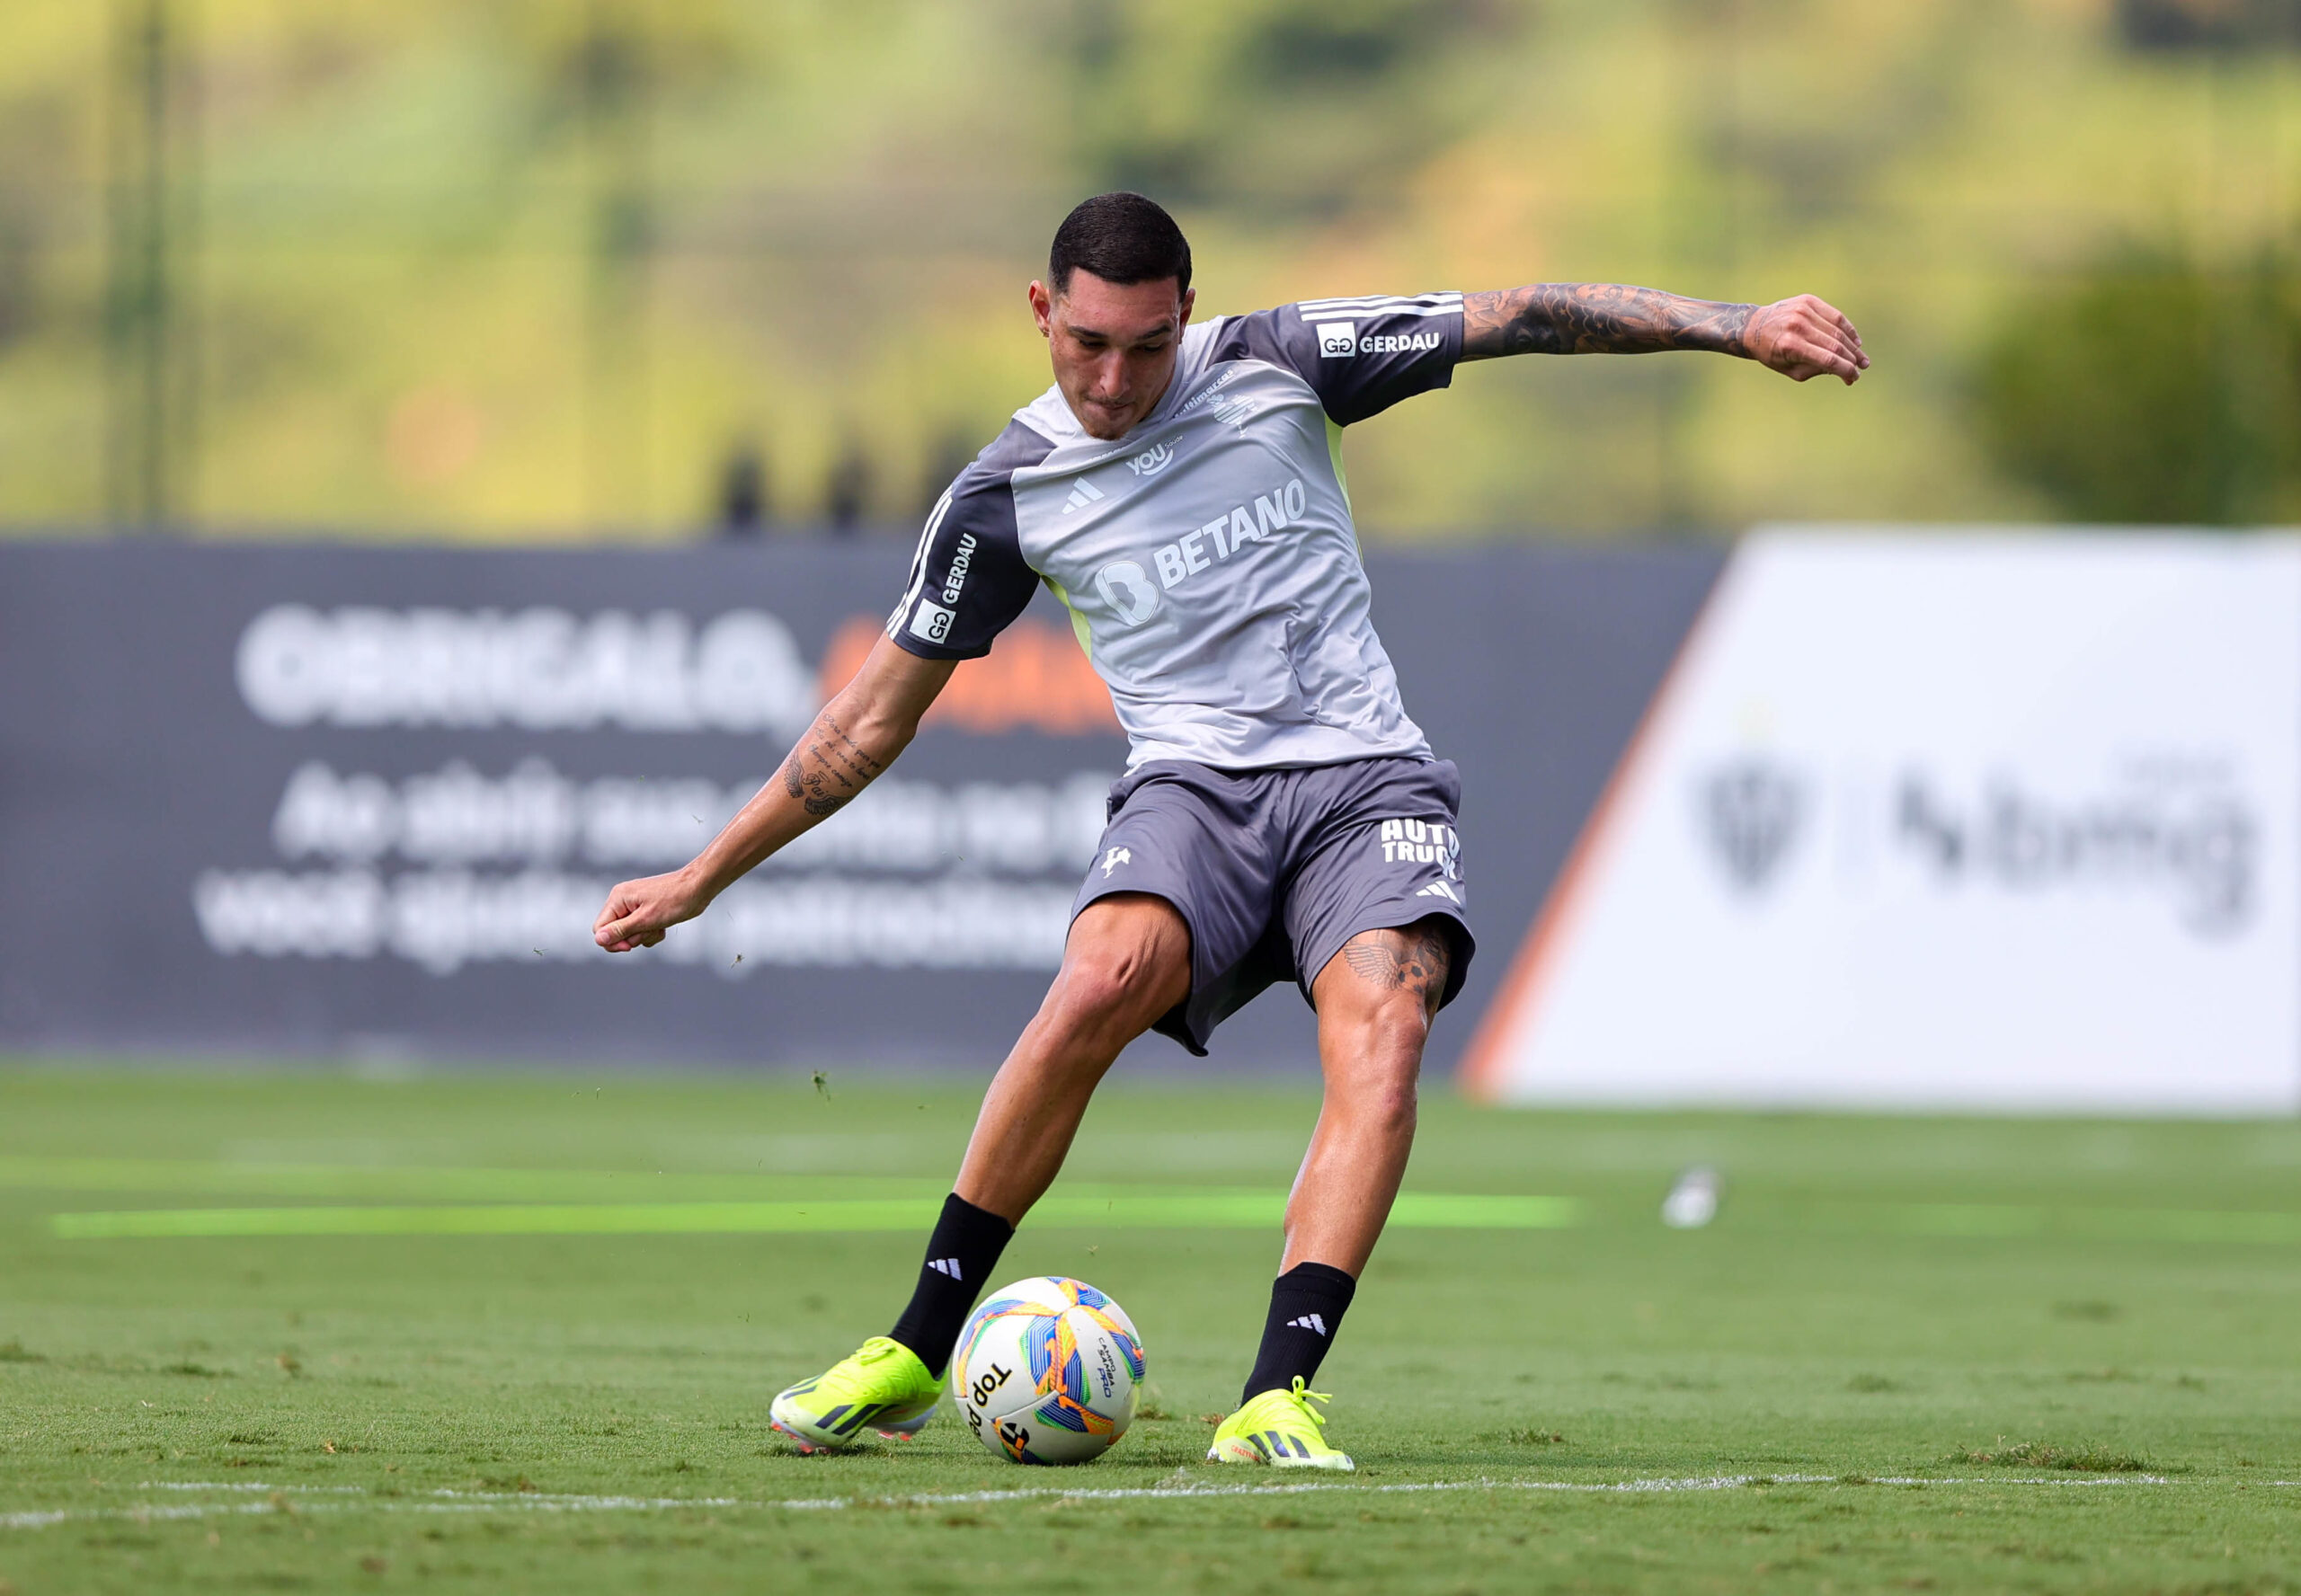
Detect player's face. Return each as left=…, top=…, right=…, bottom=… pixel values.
left=1029, top=271, right=1196, bottom=440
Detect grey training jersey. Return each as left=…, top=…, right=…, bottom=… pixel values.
left=887, top=293, right=1464, bottom=772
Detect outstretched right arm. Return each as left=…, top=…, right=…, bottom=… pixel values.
left=591, top=636, right=955, bottom=953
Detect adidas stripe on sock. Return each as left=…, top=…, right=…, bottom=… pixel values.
left=1241, top=1261, right=1357, bottom=1405
left=887, top=1193, right=1014, bottom=1378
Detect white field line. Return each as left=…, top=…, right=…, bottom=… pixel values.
left=4, top=1470, right=2255, bottom=1530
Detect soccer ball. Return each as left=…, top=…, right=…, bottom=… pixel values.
left=951, top=1276, right=1145, bottom=1465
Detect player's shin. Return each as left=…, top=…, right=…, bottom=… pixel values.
left=1240, top=1260, right=1356, bottom=1404
left=887, top=1192, right=1016, bottom=1377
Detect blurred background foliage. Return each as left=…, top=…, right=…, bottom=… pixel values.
left=0, top=0, right=2296, bottom=541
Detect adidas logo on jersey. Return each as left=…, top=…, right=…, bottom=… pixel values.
left=1416, top=880, right=1461, bottom=904
left=1284, top=1314, right=1328, bottom=1336
left=928, top=1258, right=964, bottom=1281
left=1063, top=479, right=1106, bottom=514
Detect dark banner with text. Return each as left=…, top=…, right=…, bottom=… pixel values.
left=0, top=540, right=1715, bottom=1073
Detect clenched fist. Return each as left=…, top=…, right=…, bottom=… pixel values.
left=593, top=870, right=706, bottom=953
left=1744, top=294, right=1867, bottom=385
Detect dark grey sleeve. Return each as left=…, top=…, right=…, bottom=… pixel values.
left=1212, top=294, right=1464, bottom=425
left=885, top=421, right=1051, bottom=661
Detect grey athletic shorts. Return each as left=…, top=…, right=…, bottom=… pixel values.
left=1071, top=757, right=1474, bottom=1056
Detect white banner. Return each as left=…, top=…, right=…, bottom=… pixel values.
left=1465, top=532, right=2301, bottom=1113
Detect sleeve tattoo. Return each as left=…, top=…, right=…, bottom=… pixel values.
left=1461, top=284, right=1753, bottom=361
left=781, top=712, right=885, bottom=818
left=1341, top=923, right=1454, bottom=1011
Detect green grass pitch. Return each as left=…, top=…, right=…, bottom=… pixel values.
left=3, top=1064, right=2299, bottom=1593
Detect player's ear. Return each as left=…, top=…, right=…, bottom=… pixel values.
left=1177, top=286, right=1195, bottom=328
left=1028, top=279, right=1055, bottom=337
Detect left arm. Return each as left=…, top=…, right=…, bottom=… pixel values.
left=1461, top=285, right=1867, bottom=384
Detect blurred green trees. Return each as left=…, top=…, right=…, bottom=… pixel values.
left=1066, top=1, right=1527, bottom=213
left=1979, top=251, right=2301, bottom=524
left=0, top=1, right=2296, bottom=538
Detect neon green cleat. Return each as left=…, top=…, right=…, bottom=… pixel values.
left=768, top=1336, right=942, bottom=1454
left=1205, top=1378, right=1355, bottom=1472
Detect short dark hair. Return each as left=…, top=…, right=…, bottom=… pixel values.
left=1048, top=192, right=1192, bottom=297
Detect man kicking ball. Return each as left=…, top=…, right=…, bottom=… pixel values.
left=593, top=191, right=1864, bottom=1470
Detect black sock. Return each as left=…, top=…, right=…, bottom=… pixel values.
left=887, top=1193, right=1015, bottom=1378
left=1241, top=1261, right=1357, bottom=1405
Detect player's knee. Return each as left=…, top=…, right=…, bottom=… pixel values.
left=1045, top=944, right=1173, bottom=1043
left=1053, top=954, right=1133, bottom=1026
left=1356, top=977, right=1435, bottom=1047
left=1346, top=1057, right=1421, bottom=1137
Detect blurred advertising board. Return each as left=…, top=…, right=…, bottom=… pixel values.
left=28, top=532, right=2277, bottom=1108
left=1462, top=533, right=2301, bottom=1114
left=0, top=541, right=1709, bottom=1072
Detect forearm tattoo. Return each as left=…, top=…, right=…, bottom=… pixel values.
left=1461, top=284, right=1753, bottom=360
left=780, top=712, right=885, bottom=818
left=1341, top=923, right=1453, bottom=1013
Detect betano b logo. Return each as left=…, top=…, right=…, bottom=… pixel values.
left=1093, top=560, right=1160, bottom=626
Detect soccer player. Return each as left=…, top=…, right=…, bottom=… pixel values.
left=592, top=193, right=1864, bottom=1470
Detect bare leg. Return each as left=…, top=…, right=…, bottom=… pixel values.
left=952, top=892, right=1192, bottom=1223
left=1283, top=918, right=1454, bottom=1275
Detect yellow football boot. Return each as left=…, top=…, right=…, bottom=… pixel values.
left=1205, top=1378, right=1355, bottom=1472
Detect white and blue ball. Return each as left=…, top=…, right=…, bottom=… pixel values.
left=951, top=1276, right=1146, bottom=1465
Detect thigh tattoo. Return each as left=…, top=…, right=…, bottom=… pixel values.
left=1341, top=921, right=1453, bottom=1014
